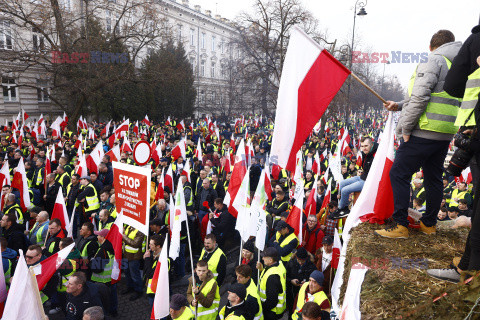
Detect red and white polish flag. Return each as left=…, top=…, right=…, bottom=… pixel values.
left=33, top=243, right=75, bottom=291
left=223, top=139, right=247, bottom=218
left=358, top=112, right=395, bottom=224
left=286, top=185, right=304, bottom=244
left=11, top=158, right=31, bottom=211
left=51, top=189, right=72, bottom=237
left=150, top=238, right=170, bottom=320
left=106, top=212, right=124, bottom=284
left=270, top=26, right=350, bottom=172
left=332, top=228, right=342, bottom=269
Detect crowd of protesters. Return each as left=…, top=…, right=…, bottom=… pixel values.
left=0, top=108, right=474, bottom=320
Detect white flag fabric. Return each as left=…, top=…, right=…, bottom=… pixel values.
left=151, top=238, right=170, bottom=319
left=233, top=167, right=251, bottom=242
left=252, top=169, right=268, bottom=251
left=338, top=266, right=369, bottom=320
left=169, top=180, right=187, bottom=260
left=331, top=112, right=395, bottom=314
left=3, top=250, right=46, bottom=320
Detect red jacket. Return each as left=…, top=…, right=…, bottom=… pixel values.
left=301, top=222, right=324, bottom=255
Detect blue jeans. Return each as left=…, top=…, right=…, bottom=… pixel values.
left=174, top=242, right=186, bottom=278
left=125, top=259, right=143, bottom=293
left=338, top=176, right=365, bottom=209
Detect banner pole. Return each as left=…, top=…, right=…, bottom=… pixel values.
left=185, top=216, right=197, bottom=320
left=350, top=72, right=387, bottom=104
left=238, top=240, right=243, bottom=265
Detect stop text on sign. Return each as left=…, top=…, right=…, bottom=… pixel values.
left=119, top=174, right=140, bottom=189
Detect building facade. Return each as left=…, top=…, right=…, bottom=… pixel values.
left=0, top=0, right=247, bottom=122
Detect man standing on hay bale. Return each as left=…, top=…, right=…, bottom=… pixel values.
left=375, top=30, right=462, bottom=239
left=427, top=23, right=480, bottom=282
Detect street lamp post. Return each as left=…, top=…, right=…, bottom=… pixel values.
left=345, top=0, right=367, bottom=127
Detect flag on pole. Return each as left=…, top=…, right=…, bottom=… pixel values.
left=33, top=243, right=75, bottom=290
left=286, top=183, right=304, bottom=243
left=270, top=26, right=350, bottom=172
left=252, top=169, right=268, bottom=251
left=195, top=139, right=203, bottom=162
left=305, top=175, right=318, bottom=216
left=332, top=228, right=342, bottom=269
left=0, top=161, right=10, bottom=211
left=11, top=158, right=31, bottom=211
left=224, top=139, right=247, bottom=218
left=51, top=189, right=72, bottom=237
left=150, top=238, right=170, bottom=320
left=3, top=250, right=46, bottom=320
left=169, top=180, right=188, bottom=260
left=106, top=212, right=124, bottom=283
left=233, top=168, right=252, bottom=242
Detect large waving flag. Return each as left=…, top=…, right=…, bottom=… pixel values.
left=106, top=212, right=124, bottom=283
left=224, top=139, right=247, bottom=218
left=195, top=139, right=203, bottom=162
left=171, top=139, right=186, bottom=160
left=270, top=26, right=350, bottom=172
left=106, top=143, right=121, bottom=162
left=305, top=175, right=318, bottom=216
left=51, top=189, right=72, bottom=237
left=32, top=242, right=75, bottom=290
left=11, top=158, right=31, bottom=211
left=151, top=238, right=170, bottom=319
left=169, top=180, right=187, bottom=260
left=3, top=250, right=46, bottom=320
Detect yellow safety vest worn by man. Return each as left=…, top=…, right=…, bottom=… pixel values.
left=375, top=35, right=462, bottom=239
left=245, top=279, right=263, bottom=320
left=259, top=259, right=287, bottom=318
left=272, top=221, right=299, bottom=262
left=199, top=245, right=226, bottom=285
left=292, top=281, right=330, bottom=320
left=187, top=270, right=220, bottom=320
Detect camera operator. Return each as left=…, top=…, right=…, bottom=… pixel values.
left=428, top=23, right=480, bottom=282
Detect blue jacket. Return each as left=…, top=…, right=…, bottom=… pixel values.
left=2, top=248, right=16, bottom=273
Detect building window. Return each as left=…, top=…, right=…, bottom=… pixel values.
left=190, top=28, right=195, bottom=46
left=106, top=10, right=112, bottom=33
left=211, top=36, right=216, bottom=52
left=177, top=25, right=183, bottom=42
left=189, top=57, right=195, bottom=68
left=211, top=62, right=215, bottom=78
left=0, top=21, right=13, bottom=50
left=2, top=77, right=17, bottom=102
left=37, top=79, right=49, bottom=102
left=201, top=32, right=206, bottom=49
left=200, top=60, right=205, bottom=77
left=32, top=27, right=45, bottom=52
left=200, top=90, right=205, bottom=103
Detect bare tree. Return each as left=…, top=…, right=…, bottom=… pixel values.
left=234, top=0, right=319, bottom=115
left=0, top=0, right=172, bottom=124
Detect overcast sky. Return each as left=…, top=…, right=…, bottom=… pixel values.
left=189, top=0, right=480, bottom=96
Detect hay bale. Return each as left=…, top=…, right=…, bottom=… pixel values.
left=338, top=222, right=476, bottom=319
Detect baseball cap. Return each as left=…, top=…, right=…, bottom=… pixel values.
left=275, top=220, right=289, bottom=231
left=94, top=229, right=109, bottom=238
left=323, top=236, right=333, bottom=245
